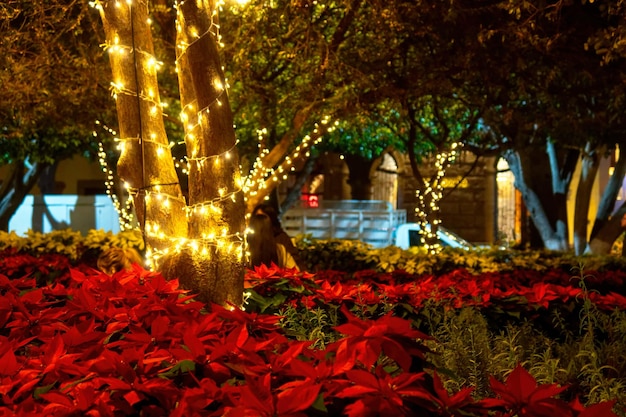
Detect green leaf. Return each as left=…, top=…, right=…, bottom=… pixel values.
left=311, top=393, right=328, bottom=412
left=34, top=382, right=56, bottom=399
left=159, top=360, right=196, bottom=379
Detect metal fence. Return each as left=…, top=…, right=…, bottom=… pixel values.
left=282, top=201, right=407, bottom=248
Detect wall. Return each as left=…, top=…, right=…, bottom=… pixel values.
left=2, top=156, right=116, bottom=235
left=9, top=195, right=120, bottom=235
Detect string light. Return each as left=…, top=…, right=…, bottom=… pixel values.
left=93, top=0, right=334, bottom=270
left=414, top=142, right=462, bottom=255
left=242, top=116, right=338, bottom=206
left=91, top=0, right=248, bottom=269
left=94, top=121, right=136, bottom=231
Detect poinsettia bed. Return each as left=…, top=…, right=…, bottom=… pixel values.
left=0, top=251, right=622, bottom=416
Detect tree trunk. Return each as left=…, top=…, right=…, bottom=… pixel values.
left=0, top=160, right=46, bottom=231
left=587, top=202, right=626, bottom=254
left=503, top=147, right=572, bottom=251
left=572, top=144, right=603, bottom=255
left=587, top=144, right=626, bottom=254
left=98, top=1, right=187, bottom=253
left=166, top=0, right=245, bottom=306
left=97, top=1, right=244, bottom=306
left=38, top=162, right=60, bottom=194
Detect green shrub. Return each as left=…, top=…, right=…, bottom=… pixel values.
left=0, top=228, right=144, bottom=264
left=294, top=236, right=626, bottom=274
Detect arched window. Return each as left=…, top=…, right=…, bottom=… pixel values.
left=372, top=153, right=399, bottom=209
left=496, top=158, right=518, bottom=243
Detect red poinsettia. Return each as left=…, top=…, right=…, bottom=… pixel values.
left=332, top=305, right=431, bottom=373
left=481, top=364, right=571, bottom=417
left=334, top=366, right=430, bottom=416
left=428, top=372, right=484, bottom=416
left=569, top=396, right=618, bottom=417
left=221, top=373, right=317, bottom=417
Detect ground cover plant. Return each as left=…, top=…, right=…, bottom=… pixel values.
left=0, top=248, right=624, bottom=416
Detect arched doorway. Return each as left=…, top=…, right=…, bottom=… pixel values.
left=372, top=153, right=399, bottom=209
left=496, top=158, right=519, bottom=244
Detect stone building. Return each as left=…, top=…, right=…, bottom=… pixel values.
left=286, top=150, right=507, bottom=245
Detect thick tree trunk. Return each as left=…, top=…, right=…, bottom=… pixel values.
left=504, top=147, right=573, bottom=251
left=0, top=161, right=46, bottom=231
left=587, top=202, right=626, bottom=254
left=98, top=2, right=245, bottom=306
left=587, top=144, right=626, bottom=254
left=163, top=0, right=245, bottom=306
left=98, top=2, right=187, bottom=254
left=573, top=144, right=603, bottom=255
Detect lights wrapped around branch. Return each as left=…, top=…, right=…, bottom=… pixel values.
left=243, top=116, right=338, bottom=201
left=414, top=142, right=462, bottom=255
left=145, top=232, right=245, bottom=269
left=93, top=0, right=277, bottom=270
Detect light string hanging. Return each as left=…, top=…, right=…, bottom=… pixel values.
left=243, top=115, right=338, bottom=203
left=94, top=121, right=136, bottom=231
left=126, top=1, right=150, bottom=243
left=92, top=0, right=332, bottom=266
left=92, top=0, right=245, bottom=268
left=140, top=0, right=245, bottom=265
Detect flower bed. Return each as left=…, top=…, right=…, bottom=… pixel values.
left=0, top=251, right=622, bottom=416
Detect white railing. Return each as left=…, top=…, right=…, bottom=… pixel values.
left=282, top=201, right=406, bottom=248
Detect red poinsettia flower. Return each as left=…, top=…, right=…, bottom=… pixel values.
left=332, top=305, right=431, bottom=373
left=481, top=364, right=571, bottom=417
left=335, top=366, right=430, bottom=416
left=429, top=372, right=481, bottom=416
left=222, top=373, right=313, bottom=417
left=569, top=396, right=618, bottom=417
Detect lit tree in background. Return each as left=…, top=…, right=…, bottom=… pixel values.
left=94, top=0, right=244, bottom=306
left=333, top=0, right=486, bottom=253
left=218, top=0, right=365, bottom=213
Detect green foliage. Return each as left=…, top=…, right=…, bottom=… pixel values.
left=0, top=228, right=144, bottom=261
left=425, top=307, right=494, bottom=398
left=295, top=237, right=626, bottom=274
left=419, top=270, right=626, bottom=413
left=0, top=1, right=114, bottom=164
left=278, top=304, right=340, bottom=350
left=82, top=229, right=146, bottom=252
left=296, top=236, right=378, bottom=272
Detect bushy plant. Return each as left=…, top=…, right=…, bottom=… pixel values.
left=294, top=236, right=626, bottom=275
left=1, top=236, right=625, bottom=415
left=0, top=228, right=144, bottom=265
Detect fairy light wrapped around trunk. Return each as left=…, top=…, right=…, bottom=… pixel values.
left=93, top=0, right=245, bottom=306
left=95, top=0, right=188, bottom=252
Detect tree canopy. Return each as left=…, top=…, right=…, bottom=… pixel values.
left=2, top=0, right=626, bottom=254
left=0, top=0, right=115, bottom=229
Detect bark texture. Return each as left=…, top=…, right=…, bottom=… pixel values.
left=98, top=1, right=245, bottom=306
left=503, top=145, right=575, bottom=251
left=98, top=1, right=187, bottom=253
left=169, top=0, right=245, bottom=306
left=587, top=145, right=626, bottom=254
